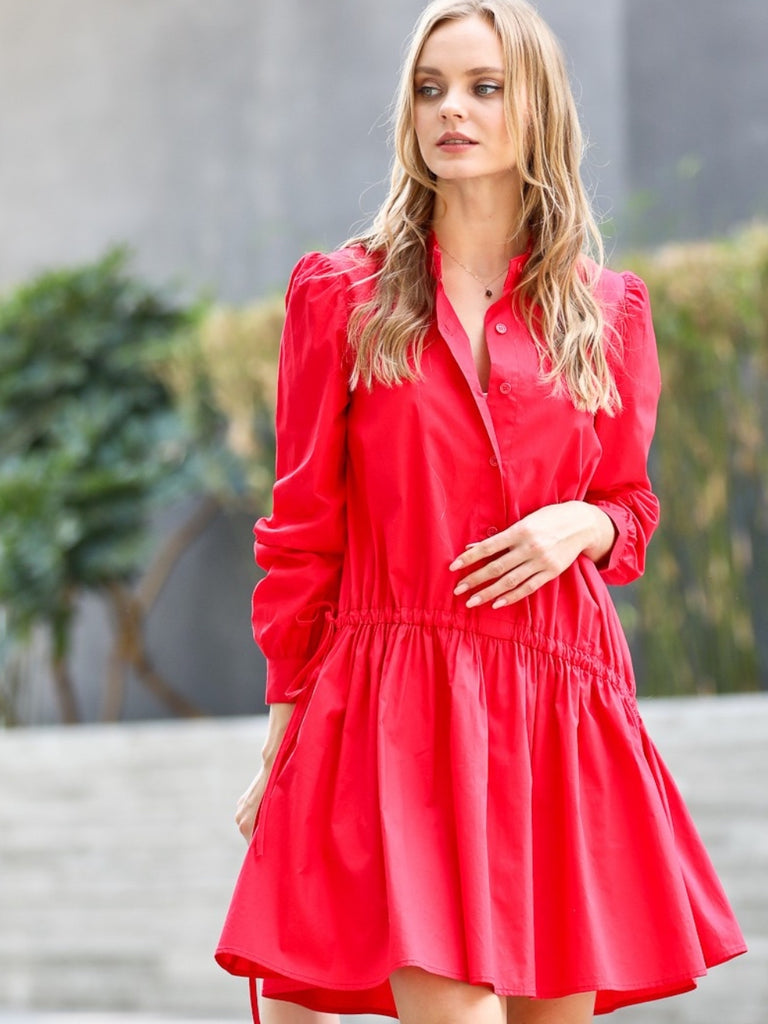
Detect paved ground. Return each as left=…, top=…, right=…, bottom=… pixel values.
left=0, top=1018, right=244, bottom=1023
left=1, top=695, right=766, bottom=1023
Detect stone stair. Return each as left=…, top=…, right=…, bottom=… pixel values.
left=1, top=695, right=766, bottom=1023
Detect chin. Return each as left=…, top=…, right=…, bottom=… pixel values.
left=435, top=168, right=492, bottom=183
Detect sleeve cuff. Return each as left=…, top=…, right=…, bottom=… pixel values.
left=589, top=501, right=636, bottom=583
left=264, top=656, right=307, bottom=705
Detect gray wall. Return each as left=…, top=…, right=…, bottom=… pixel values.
left=2, top=1, right=766, bottom=300
left=0, top=0, right=627, bottom=303
left=627, top=0, right=768, bottom=242
left=1, top=0, right=766, bottom=720
left=0, top=0, right=410, bottom=301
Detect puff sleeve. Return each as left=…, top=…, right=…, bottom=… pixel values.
left=585, top=272, right=662, bottom=586
left=251, top=252, right=352, bottom=703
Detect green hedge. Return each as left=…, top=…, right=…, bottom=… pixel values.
left=174, top=225, right=768, bottom=696
left=621, top=225, right=768, bottom=694
left=164, top=298, right=283, bottom=510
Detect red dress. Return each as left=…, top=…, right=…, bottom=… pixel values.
left=216, top=241, right=746, bottom=1017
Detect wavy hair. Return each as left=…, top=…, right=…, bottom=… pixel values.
left=345, top=0, right=620, bottom=414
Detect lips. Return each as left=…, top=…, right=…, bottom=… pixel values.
left=437, top=132, right=477, bottom=147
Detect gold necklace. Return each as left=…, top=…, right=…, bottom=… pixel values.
left=441, top=246, right=509, bottom=299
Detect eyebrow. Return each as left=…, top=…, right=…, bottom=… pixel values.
left=415, top=65, right=505, bottom=77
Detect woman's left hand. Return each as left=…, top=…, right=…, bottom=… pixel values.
left=449, top=501, right=616, bottom=608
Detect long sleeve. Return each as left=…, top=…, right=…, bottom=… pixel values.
left=252, top=251, right=352, bottom=703
left=586, top=272, right=662, bottom=586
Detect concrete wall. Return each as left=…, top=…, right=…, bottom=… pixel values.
left=0, top=0, right=626, bottom=303
left=0, top=0, right=409, bottom=302
left=627, top=0, right=768, bottom=241
left=1, top=0, right=765, bottom=295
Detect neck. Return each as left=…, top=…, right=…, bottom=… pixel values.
left=432, top=175, right=527, bottom=275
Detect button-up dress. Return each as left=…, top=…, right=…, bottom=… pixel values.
left=216, top=242, right=746, bottom=1017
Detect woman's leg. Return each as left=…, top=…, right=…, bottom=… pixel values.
left=506, top=992, right=595, bottom=1024
left=390, top=967, right=506, bottom=1024
left=261, top=995, right=340, bottom=1024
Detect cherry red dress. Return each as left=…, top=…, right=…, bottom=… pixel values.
left=216, top=240, right=746, bottom=1018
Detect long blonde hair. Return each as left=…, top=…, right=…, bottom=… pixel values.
left=345, top=0, right=620, bottom=414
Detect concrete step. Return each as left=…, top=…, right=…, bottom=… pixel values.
left=1, top=695, right=766, bottom=1023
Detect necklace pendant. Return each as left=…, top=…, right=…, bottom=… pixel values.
left=485, top=288, right=493, bottom=298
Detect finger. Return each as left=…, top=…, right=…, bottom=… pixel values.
left=448, top=530, right=516, bottom=571
left=237, top=810, right=257, bottom=841
left=462, top=565, right=535, bottom=607
left=452, top=550, right=524, bottom=596
left=490, top=570, right=553, bottom=607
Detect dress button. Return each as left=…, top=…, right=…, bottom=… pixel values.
left=489, top=456, right=498, bottom=468
left=494, top=323, right=508, bottom=334
left=499, top=381, right=512, bottom=395
left=486, top=526, right=499, bottom=537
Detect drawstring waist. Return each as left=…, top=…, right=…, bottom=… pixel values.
left=332, top=606, right=627, bottom=690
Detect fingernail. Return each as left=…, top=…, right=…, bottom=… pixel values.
left=449, top=559, right=463, bottom=571
left=454, top=583, right=468, bottom=595
left=491, top=598, right=506, bottom=609
left=466, top=595, right=481, bottom=608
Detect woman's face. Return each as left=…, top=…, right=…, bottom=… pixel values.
left=413, top=14, right=519, bottom=186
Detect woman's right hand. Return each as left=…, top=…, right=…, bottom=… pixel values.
left=235, top=701, right=297, bottom=841
left=235, top=765, right=271, bottom=841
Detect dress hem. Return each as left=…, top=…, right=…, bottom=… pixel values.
left=216, top=941, right=748, bottom=1016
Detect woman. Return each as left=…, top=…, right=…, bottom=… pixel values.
left=216, top=2, right=746, bottom=1022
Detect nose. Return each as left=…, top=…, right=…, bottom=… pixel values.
left=439, top=88, right=466, bottom=120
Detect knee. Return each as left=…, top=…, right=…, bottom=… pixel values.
left=390, top=967, right=506, bottom=1024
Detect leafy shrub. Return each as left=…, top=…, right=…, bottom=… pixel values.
left=0, top=248, right=201, bottom=720
left=163, top=296, right=284, bottom=510
left=621, top=224, right=768, bottom=694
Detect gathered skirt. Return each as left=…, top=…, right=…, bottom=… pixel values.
left=216, top=608, right=747, bottom=1016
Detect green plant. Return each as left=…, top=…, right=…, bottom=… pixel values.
left=163, top=296, right=284, bottom=510
left=0, top=248, right=206, bottom=721
left=620, top=224, right=768, bottom=693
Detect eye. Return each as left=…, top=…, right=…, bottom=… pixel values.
left=475, top=82, right=502, bottom=97
left=416, top=84, right=441, bottom=99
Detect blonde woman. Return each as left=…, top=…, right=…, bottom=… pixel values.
left=217, top=2, right=746, bottom=1022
